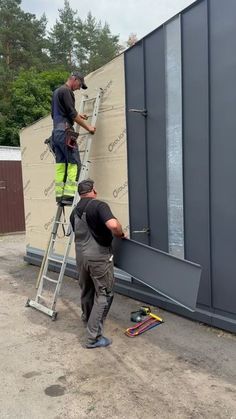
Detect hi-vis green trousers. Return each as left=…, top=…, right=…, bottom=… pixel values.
left=52, top=129, right=81, bottom=201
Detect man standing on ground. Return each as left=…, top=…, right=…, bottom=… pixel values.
left=51, top=71, right=96, bottom=205
left=70, top=179, right=126, bottom=349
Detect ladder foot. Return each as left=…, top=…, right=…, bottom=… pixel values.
left=25, top=298, right=30, bottom=307
left=26, top=299, right=57, bottom=319
left=51, top=312, right=58, bottom=321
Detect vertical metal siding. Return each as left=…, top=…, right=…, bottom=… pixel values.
left=209, top=0, right=236, bottom=315
left=125, top=42, right=149, bottom=245
left=0, top=161, right=25, bottom=234
left=165, top=16, right=185, bottom=258
left=124, top=0, right=236, bottom=331
left=182, top=0, right=212, bottom=308
left=145, top=29, right=168, bottom=251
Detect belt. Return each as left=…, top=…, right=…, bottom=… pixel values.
left=53, top=122, right=72, bottom=130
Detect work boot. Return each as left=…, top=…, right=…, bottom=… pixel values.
left=56, top=197, right=62, bottom=204
left=60, top=196, right=74, bottom=206
left=86, top=337, right=112, bottom=349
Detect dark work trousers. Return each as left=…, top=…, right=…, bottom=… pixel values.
left=74, top=208, right=114, bottom=344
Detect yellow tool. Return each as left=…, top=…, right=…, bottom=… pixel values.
left=126, top=308, right=163, bottom=337
left=149, top=313, right=163, bottom=322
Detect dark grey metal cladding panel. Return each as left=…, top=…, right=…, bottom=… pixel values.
left=209, top=0, right=236, bottom=314
left=144, top=29, right=168, bottom=251
left=125, top=43, right=149, bottom=245
left=113, top=238, right=202, bottom=311
left=182, top=1, right=211, bottom=307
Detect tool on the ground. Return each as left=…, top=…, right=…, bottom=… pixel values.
left=130, top=306, right=151, bottom=322
left=125, top=312, right=163, bottom=337
left=25, top=89, right=103, bottom=320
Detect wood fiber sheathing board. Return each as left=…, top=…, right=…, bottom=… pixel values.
left=20, top=53, right=129, bottom=254
left=24, top=197, right=75, bottom=256
left=21, top=164, right=54, bottom=200
left=21, top=115, right=54, bottom=166
left=79, top=108, right=126, bottom=160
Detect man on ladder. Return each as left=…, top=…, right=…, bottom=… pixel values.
left=26, top=87, right=103, bottom=319
left=51, top=71, right=96, bottom=205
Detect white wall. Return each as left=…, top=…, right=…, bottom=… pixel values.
left=0, top=146, right=21, bottom=161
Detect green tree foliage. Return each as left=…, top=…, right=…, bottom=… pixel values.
left=11, top=68, right=68, bottom=126
left=47, top=0, right=78, bottom=70
left=93, top=22, right=120, bottom=69
left=0, top=0, right=121, bottom=146
left=49, top=4, right=120, bottom=74
left=0, top=0, right=52, bottom=145
left=0, top=0, right=49, bottom=71
left=75, top=12, right=99, bottom=73
left=0, top=69, right=68, bottom=145
left=75, top=14, right=120, bottom=74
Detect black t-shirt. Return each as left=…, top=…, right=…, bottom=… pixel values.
left=70, top=198, right=115, bottom=247
left=51, top=85, right=78, bottom=126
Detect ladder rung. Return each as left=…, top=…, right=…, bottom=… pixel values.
left=81, top=161, right=91, bottom=166
left=27, top=299, right=56, bottom=318
left=83, top=97, right=96, bottom=102
left=48, top=256, right=63, bottom=264
left=55, top=221, right=69, bottom=225
left=37, top=294, right=51, bottom=304
left=43, top=275, right=58, bottom=284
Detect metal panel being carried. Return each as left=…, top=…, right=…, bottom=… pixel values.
left=113, top=238, right=201, bottom=311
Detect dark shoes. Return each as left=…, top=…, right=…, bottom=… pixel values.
left=86, top=337, right=112, bottom=349
left=56, top=196, right=74, bottom=206
left=61, top=197, right=74, bottom=206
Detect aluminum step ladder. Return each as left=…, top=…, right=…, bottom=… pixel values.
left=26, top=88, right=103, bottom=320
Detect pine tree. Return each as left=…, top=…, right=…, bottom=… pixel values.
left=0, top=0, right=22, bottom=69
left=0, top=0, right=121, bottom=146
left=0, top=0, right=49, bottom=71
left=75, top=13, right=120, bottom=74
left=75, top=12, right=99, bottom=74
left=90, top=22, right=120, bottom=71
left=48, top=0, right=77, bottom=69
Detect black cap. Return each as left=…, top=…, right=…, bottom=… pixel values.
left=71, top=71, right=88, bottom=90
left=78, top=179, right=94, bottom=195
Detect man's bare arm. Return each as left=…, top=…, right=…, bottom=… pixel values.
left=74, top=114, right=96, bottom=134
left=105, top=218, right=125, bottom=238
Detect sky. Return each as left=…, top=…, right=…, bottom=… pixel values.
left=21, top=0, right=196, bottom=43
